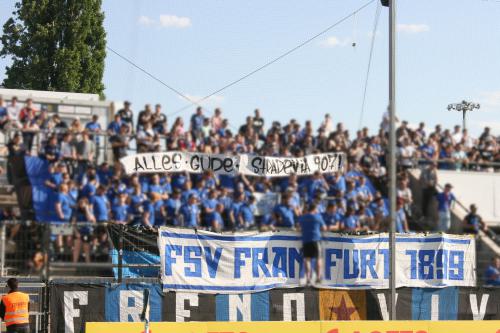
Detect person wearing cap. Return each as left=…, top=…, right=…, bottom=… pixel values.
left=0, top=278, right=29, bottom=332
left=435, top=183, right=456, bottom=232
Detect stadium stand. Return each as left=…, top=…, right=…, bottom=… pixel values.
left=0, top=89, right=498, bottom=284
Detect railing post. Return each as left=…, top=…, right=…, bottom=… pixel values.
left=0, top=223, right=6, bottom=277
left=118, top=224, right=124, bottom=283
left=42, top=223, right=51, bottom=282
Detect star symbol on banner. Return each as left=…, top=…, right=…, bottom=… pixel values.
left=330, top=297, right=357, bottom=320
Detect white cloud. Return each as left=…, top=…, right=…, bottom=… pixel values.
left=179, top=94, right=224, bottom=106
left=320, top=36, right=351, bottom=48
left=137, top=15, right=155, bottom=26
left=397, top=24, right=430, bottom=34
left=159, top=15, right=191, bottom=28
left=137, top=14, right=191, bottom=29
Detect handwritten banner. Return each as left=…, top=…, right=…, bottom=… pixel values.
left=120, top=152, right=344, bottom=176
left=158, top=228, right=476, bottom=294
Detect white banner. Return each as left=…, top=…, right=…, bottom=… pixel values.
left=120, top=152, right=344, bottom=176
left=158, top=228, right=476, bottom=294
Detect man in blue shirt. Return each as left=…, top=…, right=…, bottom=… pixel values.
left=180, top=194, right=200, bottom=228
left=273, top=193, right=295, bottom=229
left=164, top=189, right=182, bottom=226
left=298, top=203, right=326, bottom=285
left=322, top=201, right=342, bottom=231
left=436, top=183, right=456, bottom=232
left=111, top=192, right=129, bottom=224
left=484, top=257, right=500, bottom=286
left=90, top=186, right=110, bottom=223
left=239, top=195, right=256, bottom=229
left=190, top=107, right=205, bottom=140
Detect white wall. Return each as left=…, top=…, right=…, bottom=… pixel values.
left=437, top=170, right=500, bottom=226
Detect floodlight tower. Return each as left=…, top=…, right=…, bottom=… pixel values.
left=447, top=100, right=480, bottom=131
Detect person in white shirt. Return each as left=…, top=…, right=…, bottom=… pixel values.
left=451, top=125, right=462, bottom=144
left=6, top=96, right=21, bottom=128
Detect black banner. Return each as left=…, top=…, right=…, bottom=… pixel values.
left=48, top=283, right=500, bottom=333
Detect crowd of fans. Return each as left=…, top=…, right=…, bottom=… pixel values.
left=0, top=97, right=499, bottom=267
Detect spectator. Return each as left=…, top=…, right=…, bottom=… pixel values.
left=117, top=101, right=134, bottom=131
left=85, top=114, right=102, bottom=160
left=190, top=107, right=205, bottom=141
left=463, top=204, right=487, bottom=235
left=436, top=183, right=456, bottom=232
left=152, top=104, right=167, bottom=135
left=72, top=197, right=96, bottom=263
left=111, top=192, right=129, bottom=224
left=211, top=108, right=223, bottom=133
left=110, top=123, right=130, bottom=162
left=252, top=109, right=264, bottom=135
left=322, top=201, right=342, bottom=231
left=75, top=130, right=95, bottom=176
left=420, top=161, right=438, bottom=217
left=6, top=96, right=21, bottom=128
left=272, top=193, right=296, bottom=229
left=484, top=257, right=500, bottom=286
left=396, top=199, right=410, bottom=233
left=298, top=203, right=326, bottom=285
left=180, top=194, right=200, bottom=228
left=0, top=97, right=8, bottom=129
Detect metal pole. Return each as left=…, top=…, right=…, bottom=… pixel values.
left=0, top=223, right=6, bottom=277
left=462, top=110, right=467, bottom=131
left=388, top=0, right=397, bottom=321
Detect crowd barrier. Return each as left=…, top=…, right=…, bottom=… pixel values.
left=49, top=283, right=500, bottom=333
left=86, top=321, right=500, bottom=333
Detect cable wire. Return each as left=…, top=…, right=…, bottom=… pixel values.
left=168, top=0, right=376, bottom=116
left=358, top=1, right=381, bottom=129
left=106, top=46, right=201, bottom=107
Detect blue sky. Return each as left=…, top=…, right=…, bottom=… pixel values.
left=1, top=0, right=499, bottom=136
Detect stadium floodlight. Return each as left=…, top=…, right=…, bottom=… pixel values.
left=380, top=0, right=389, bottom=7
left=447, top=100, right=480, bottom=130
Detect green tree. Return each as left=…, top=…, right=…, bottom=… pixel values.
left=0, top=0, right=106, bottom=95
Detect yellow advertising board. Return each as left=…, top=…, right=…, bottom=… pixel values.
left=87, top=320, right=500, bottom=333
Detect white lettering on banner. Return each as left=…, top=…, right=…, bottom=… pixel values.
left=376, top=293, right=399, bottom=321
left=283, top=293, right=305, bottom=321
left=64, top=291, right=88, bottom=333
left=119, top=290, right=146, bottom=322
left=470, top=294, right=489, bottom=320
left=175, top=293, right=198, bottom=322
left=431, top=294, right=439, bottom=320
left=158, top=228, right=476, bottom=293
left=229, top=294, right=251, bottom=321
left=120, top=152, right=344, bottom=176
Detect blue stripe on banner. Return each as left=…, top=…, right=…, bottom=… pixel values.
left=215, top=294, right=229, bottom=321
left=251, top=292, right=270, bottom=321
left=411, top=288, right=458, bottom=320
left=215, top=293, right=270, bottom=321
left=105, top=284, right=162, bottom=322
left=163, top=283, right=284, bottom=291
left=161, top=231, right=470, bottom=244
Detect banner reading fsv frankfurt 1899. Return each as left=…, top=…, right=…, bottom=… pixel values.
left=158, top=228, right=476, bottom=293
left=120, top=152, right=344, bottom=176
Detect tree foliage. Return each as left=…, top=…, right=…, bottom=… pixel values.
left=0, top=0, right=106, bottom=95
